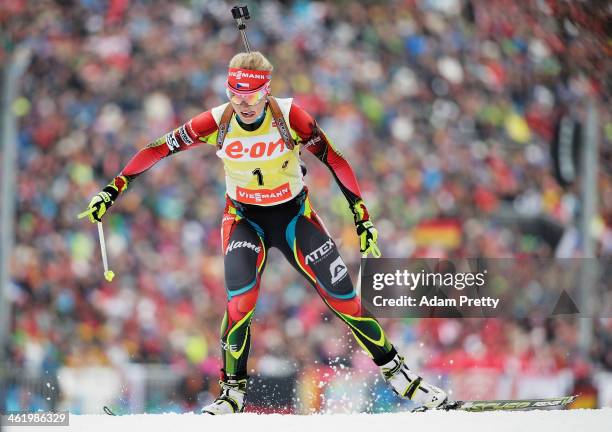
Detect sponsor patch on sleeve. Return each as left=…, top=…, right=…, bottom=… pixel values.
left=178, top=125, right=194, bottom=145
left=302, top=134, right=322, bottom=149
left=166, top=132, right=180, bottom=152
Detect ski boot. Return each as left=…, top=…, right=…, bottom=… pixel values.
left=381, top=353, right=449, bottom=410
left=201, top=375, right=247, bottom=415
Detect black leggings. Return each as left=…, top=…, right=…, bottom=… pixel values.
left=219, top=188, right=396, bottom=378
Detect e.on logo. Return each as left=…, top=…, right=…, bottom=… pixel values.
left=225, top=138, right=286, bottom=160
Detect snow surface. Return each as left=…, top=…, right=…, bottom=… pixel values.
left=6, top=409, right=612, bottom=432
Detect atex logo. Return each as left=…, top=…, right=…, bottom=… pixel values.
left=330, top=256, right=348, bottom=284
left=305, top=239, right=334, bottom=265
left=226, top=240, right=261, bottom=255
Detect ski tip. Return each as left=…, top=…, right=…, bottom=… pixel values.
left=411, top=395, right=577, bottom=413
left=457, top=395, right=578, bottom=412
left=103, top=406, right=117, bottom=416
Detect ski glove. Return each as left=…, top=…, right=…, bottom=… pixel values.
left=356, top=220, right=381, bottom=257
left=351, top=199, right=381, bottom=258
left=79, top=176, right=128, bottom=223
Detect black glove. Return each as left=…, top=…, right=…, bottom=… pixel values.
left=78, top=176, right=128, bottom=223
left=351, top=200, right=381, bottom=257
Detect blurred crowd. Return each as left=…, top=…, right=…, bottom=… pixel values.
left=1, top=0, right=611, bottom=412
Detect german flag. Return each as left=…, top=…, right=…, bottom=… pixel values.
left=412, top=218, right=462, bottom=249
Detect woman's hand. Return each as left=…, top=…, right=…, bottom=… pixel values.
left=351, top=199, right=381, bottom=257
left=78, top=191, right=115, bottom=223
left=78, top=176, right=128, bottom=223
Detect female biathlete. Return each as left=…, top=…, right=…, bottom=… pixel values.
left=81, top=51, right=448, bottom=414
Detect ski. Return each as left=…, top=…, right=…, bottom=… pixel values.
left=413, top=395, right=577, bottom=412
left=103, top=396, right=576, bottom=415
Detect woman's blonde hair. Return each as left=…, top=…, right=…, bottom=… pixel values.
left=228, top=51, right=274, bottom=72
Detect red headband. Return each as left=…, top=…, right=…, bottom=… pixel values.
left=227, top=68, right=271, bottom=94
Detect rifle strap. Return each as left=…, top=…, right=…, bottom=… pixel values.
left=216, top=103, right=235, bottom=150
left=267, top=96, right=295, bottom=150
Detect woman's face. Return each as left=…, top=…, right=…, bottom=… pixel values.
left=231, top=97, right=267, bottom=124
